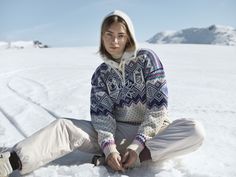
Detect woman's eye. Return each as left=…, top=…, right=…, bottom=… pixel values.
left=106, top=33, right=112, bottom=37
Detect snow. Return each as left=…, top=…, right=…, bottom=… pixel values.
left=147, top=25, right=236, bottom=46
left=0, top=42, right=9, bottom=49
left=0, top=43, right=236, bottom=176
left=0, top=41, right=48, bottom=49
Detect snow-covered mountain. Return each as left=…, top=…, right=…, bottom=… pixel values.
left=0, top=40, right=49, bottom=49
left=147, top=25, right=236, bottom=46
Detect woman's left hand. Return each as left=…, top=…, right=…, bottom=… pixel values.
left=122, top=149, right=137, bottom=168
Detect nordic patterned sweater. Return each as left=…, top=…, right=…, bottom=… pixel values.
left=90, top=48, right=169, bottom=158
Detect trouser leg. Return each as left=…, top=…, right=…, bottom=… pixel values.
left=115, top=122, right=138, bottom=155
left=13, top=118, right=101, bottom=175
left=145, top=118, right=205, bottom=162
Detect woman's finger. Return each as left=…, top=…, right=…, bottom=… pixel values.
left=122, top=151, right=129, bottom=163
left=113, top=158, right=122, bottom=170
left=108, top=157, right=122, bottom=171
left=108, top=159, right=117, bottom=170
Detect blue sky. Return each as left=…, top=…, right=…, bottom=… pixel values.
left=0, top=0, right=235, bottom=47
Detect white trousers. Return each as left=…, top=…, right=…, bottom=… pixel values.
left=13, top=118, right=205, bottom=175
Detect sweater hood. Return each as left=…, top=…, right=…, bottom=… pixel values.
left=100, top=10, right=138, bottom=70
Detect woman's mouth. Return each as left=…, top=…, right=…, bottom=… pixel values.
left=110, top=46, right=119, bottom=49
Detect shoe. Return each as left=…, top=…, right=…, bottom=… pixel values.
left=0, top=152, right=13, bottom=177
left=91, top=154, right=106, bottom=166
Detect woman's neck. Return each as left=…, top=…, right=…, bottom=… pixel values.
left=111, top=54, right=123, bottom=63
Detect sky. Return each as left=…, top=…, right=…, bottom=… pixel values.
left=0, top=0, right=235, bottom=47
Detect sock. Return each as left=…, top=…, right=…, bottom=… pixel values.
left=9, top=151, right=22, bottom=170
left=139, top=146, right=152, bottom=162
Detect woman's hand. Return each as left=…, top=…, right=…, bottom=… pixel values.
left=122, top=149, right=138, bottom=168
left=106, top=152, right=125, bottom=172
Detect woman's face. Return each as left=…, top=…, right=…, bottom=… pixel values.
left=102, top=22, right=128, bottom=59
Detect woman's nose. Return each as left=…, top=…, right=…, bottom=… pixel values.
left=111, top=37, right=119, bottom=44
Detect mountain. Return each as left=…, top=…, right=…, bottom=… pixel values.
left=147, top=25, right=236, bottom=46
left=0, top=40, right=49, bottom=49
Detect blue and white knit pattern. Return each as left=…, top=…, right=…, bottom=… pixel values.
left=90, top=48, right=168, bottom=154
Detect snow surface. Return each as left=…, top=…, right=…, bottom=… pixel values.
left=0, top=43, right=236, bottom=177
left=147, top=25, right=236, bottom=46
left=0, top=41, right=48, bottom=49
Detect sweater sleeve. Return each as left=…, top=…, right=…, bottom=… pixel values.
left=90, top=65, right=119, bottom=158
left=127, top=49, right=168, bottom=155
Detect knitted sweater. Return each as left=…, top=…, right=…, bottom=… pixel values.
left=90, top=48, right=169, bottom=158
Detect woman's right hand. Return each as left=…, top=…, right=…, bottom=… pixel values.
left=106, top=152, right=125, bottom=172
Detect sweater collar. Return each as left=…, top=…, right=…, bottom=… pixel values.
left=102, top=50, right=136, bottom=70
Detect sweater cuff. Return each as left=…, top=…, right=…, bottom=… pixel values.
left=127, top=139, right=145, bottom=155
left=103, top=144, right=119, bottom=158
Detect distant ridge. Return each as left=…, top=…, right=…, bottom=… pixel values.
left=0, top=40, right=49, bottom=49
left=147, top=25, right=236, bottom=46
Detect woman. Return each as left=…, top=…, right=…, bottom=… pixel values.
left=0, top=10, right=205, bottom=176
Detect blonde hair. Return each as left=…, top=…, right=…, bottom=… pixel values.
left=99, top=15, right=135, bottom=59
